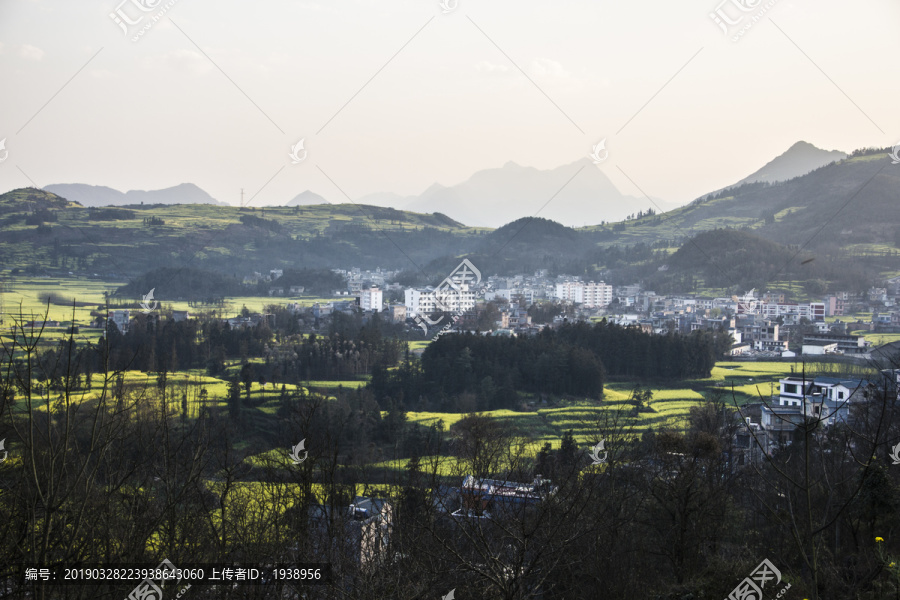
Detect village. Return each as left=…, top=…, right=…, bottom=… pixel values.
left=99, top=266, right=900, bottom=361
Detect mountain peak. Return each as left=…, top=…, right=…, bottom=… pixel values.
left=404, top=157, right=653, bottom=228
left=731, top=141, right=847, bottom=188
left=287, top=190, right=328, bottom=206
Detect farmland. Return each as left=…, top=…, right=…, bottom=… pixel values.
left=0, top=275, right=348, bottom=325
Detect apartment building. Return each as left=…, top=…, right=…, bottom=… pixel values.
left=555, top=281, right=613, bottom=308
left=759, top=302, right=826, bottom=322
left=358, top=287, right=383, bottom=312
left=405, top=286, right=476, bottom=317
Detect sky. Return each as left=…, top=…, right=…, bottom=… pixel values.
left=0, top=0, right=897, bottom=209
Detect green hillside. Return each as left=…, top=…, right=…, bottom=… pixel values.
left=0, top=189, right=484, bottom=277
left=584, top=149, right=899, bottom=251
left=0, top=149, right=897, bottom=294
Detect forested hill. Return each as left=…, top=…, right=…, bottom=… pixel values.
left=0, top=189, right=483, bottom=277
left=1, top=149, right=897, bottom=292
left=586, top=148, right=900, bottom=251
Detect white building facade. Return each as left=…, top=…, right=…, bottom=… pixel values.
left=758, top=302, right=826, bottom=322
left=554, top=281, right=613, bottom=308
left=405, top=287, right=476, bottom=317
left=359, top=287, right=383, bottom=312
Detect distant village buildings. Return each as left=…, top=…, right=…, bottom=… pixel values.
left=358, top=287, right=383, bottom=312
left=107, top=309, right=130, bottom=333
left=405, top=286, right=476, bottom=317
left=554, top=281, right=613, bottom=308
left=81, top=261, right=900, bottom=362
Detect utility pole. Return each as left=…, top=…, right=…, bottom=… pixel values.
left=240, top=188, right=244, bottom=207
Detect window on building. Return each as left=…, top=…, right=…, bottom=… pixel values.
left=783, top=384, right=798, bottom=395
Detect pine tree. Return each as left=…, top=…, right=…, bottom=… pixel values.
left=558, top=430, right=578, bottom=467
left=228, top=378, right=242, bottom=419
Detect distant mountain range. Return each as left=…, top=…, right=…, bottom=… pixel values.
left=399, top=158, right=677, bottom=228
left=286, top=160, right=673, bottom=228
left=40, top=141, right=848, bottom=227
left=42, top=183, right=227, bottom=207
left=280, top=141, right=847, bottom=228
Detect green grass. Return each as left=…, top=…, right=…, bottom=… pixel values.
left=304, top=379, right=368, bottom=389
left=390, top=362, right=796, bottom=465
left=9, top=369, right=311, bottom=419
left=0, top=276, right=355, bottom=329
left=861, top=333, right=900, bottom=346
left=1, top=277, right=120, bottom=325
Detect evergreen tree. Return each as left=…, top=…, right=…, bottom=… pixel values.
left=228, top=378, right=242, bottom=419
left=558, top=430, right=578, bottom=467
left=536, top=442, right=553, bottom=479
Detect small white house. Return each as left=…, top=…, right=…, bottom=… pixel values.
left=802, top=342, right=839, bottom=356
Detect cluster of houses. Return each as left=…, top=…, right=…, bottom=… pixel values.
left=734, top=369, right=900, bottom=462
left=86, top=269, right=900, bottom=357
left=301, top=473, right=558, bottom=574
left=333, top=267, right=401, bottom=296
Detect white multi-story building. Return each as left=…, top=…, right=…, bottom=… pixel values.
left=405, top=286, right=476, bottom=317
left=759, top=302, right=826, bottom=322
left=555, top=281, right=613, bottom=308
left=358, top=287, right=383, bottom=312
left=775, top=376, right=870, bottom=408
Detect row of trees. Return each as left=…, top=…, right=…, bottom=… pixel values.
left=19, top=307, right=410, bottom=400
left=551, top=320, right=732, bottom=380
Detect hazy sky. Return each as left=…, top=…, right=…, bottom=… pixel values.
left=0, top=0, right=897, bottom=209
